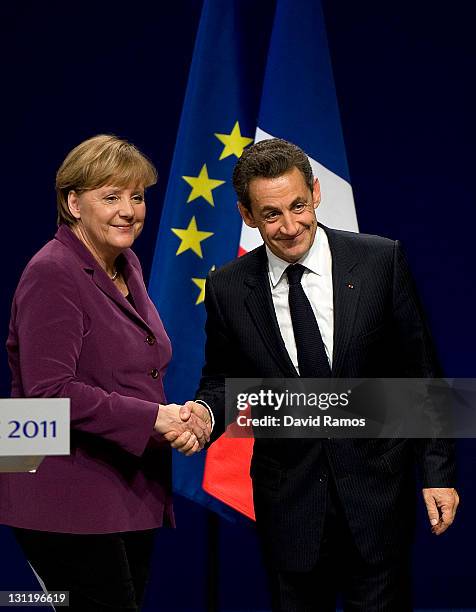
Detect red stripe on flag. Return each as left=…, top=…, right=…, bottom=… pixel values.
left=203, top=436, right=255, bottom=520
left=202, top=242, right=256, bottom=519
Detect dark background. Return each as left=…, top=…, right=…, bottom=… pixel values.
left=1, top=1, right=475, bottom=609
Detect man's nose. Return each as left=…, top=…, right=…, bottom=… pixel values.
left=280, top=213, right=299, bottom=236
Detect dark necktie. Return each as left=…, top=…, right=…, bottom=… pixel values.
left=286, top=264, right=331, bottom=378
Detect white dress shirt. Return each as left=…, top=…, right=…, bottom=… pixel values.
left=266, top=225, right=334, bottom=373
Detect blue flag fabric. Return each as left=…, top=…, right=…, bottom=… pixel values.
left=257, top=0, right=351, bottom=182
left=148, top=0, right=275, bottom=518
left=149, top=0, right=356, bottom=518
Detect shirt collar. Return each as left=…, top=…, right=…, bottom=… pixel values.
left=266, top=225, right=329, bottom=288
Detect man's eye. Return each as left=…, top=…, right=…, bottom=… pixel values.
left=265, top=212, right=279, bottom=221
left=293, top=202, right=305, bottom=211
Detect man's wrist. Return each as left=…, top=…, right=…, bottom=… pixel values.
left=195, top=399, right=215, bottom=431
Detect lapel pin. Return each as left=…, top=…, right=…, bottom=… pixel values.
left=347, top=283, right=354, bottom=289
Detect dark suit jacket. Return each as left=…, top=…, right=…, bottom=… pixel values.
left=0, top=225, right=174, bottom=533
left=197, top=225, right=456, bottom=571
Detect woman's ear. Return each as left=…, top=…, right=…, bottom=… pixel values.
left=67, top=191, right=82, bottom=220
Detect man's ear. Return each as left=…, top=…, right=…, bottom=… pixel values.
left=67, top=191, right=82, bottom=220
left=237, top=201, right=257, bottom=228
left=312, top=178, right=321, bottom=209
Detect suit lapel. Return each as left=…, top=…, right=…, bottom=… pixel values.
left=243, top=230, right=363, bottom=378
left=322, top=226, right=361, bottom=376
left=244, top=247, right=297, bottom=377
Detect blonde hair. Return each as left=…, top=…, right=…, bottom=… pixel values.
left=55, top=134, right=158, bottom=226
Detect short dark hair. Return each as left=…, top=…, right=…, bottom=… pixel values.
left=232, top=138, right=314, bottom=211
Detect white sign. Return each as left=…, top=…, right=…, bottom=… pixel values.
left=0, top=399, right=70, bottom=456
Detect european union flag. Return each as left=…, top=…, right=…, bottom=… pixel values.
left=149, top=0, right=357, bottom=519
left=148, top=0, right=276, bottom=517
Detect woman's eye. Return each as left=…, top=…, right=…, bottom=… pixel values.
left=104, top=195, right=119, bottom=203
left=132, top=194, right=144, bottom=202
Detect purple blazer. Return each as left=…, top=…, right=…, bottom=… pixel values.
left=0, top=225, right=174, bottom=533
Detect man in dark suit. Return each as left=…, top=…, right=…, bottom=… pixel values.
left=187, top=138, right=459, bottom=611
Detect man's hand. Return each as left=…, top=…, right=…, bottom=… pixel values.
left=155, top=403, right=208, bottom=455
left=164, top=401, right=212, bottom=455
left=156, top=402, right=211, bottom=455
left=179, top=401, right=212, bottom=434
left=422, top=487, right=460, bottom=535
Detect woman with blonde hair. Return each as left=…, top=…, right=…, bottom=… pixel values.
left=0, top=135, right=211, bottom=610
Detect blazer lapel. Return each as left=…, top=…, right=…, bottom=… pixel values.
left=90, top=263, right=151, bottom=332
left=244, top=247, right=297, bottom=377
left=54, top=225, right=152, bottom=333
left=120, top=253, right=151, bottom=324
left=322, top=226, right=361, bottom=377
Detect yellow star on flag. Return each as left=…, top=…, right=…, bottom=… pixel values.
left=191, top=265, right=215, bottom=305
left=171, top=216, right=213, bottom=258
left=191, top=277, right=206, bottom=305
left=182, top=164, right=225, bottom=206
left=215, top=121, right=253, bottom=160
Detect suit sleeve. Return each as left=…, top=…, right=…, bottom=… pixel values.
left=9, top=260, right=159, bottom=457
left=392, top=240, right=456, bottom=487
left=195, top=272, right=233, bottom=441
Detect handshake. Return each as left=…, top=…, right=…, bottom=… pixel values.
left=154, top=401, right=212, bottom=456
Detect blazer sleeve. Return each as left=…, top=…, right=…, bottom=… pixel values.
left=392, top=240, right=457, bottom=487
left=9, top=258, right=159, bottom=457
left=195, top=272, right=231, bottom=441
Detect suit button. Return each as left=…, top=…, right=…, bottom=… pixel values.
left=149, top=368, right=159, bottom=379
left=145, top=335, right=156, bottom=346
